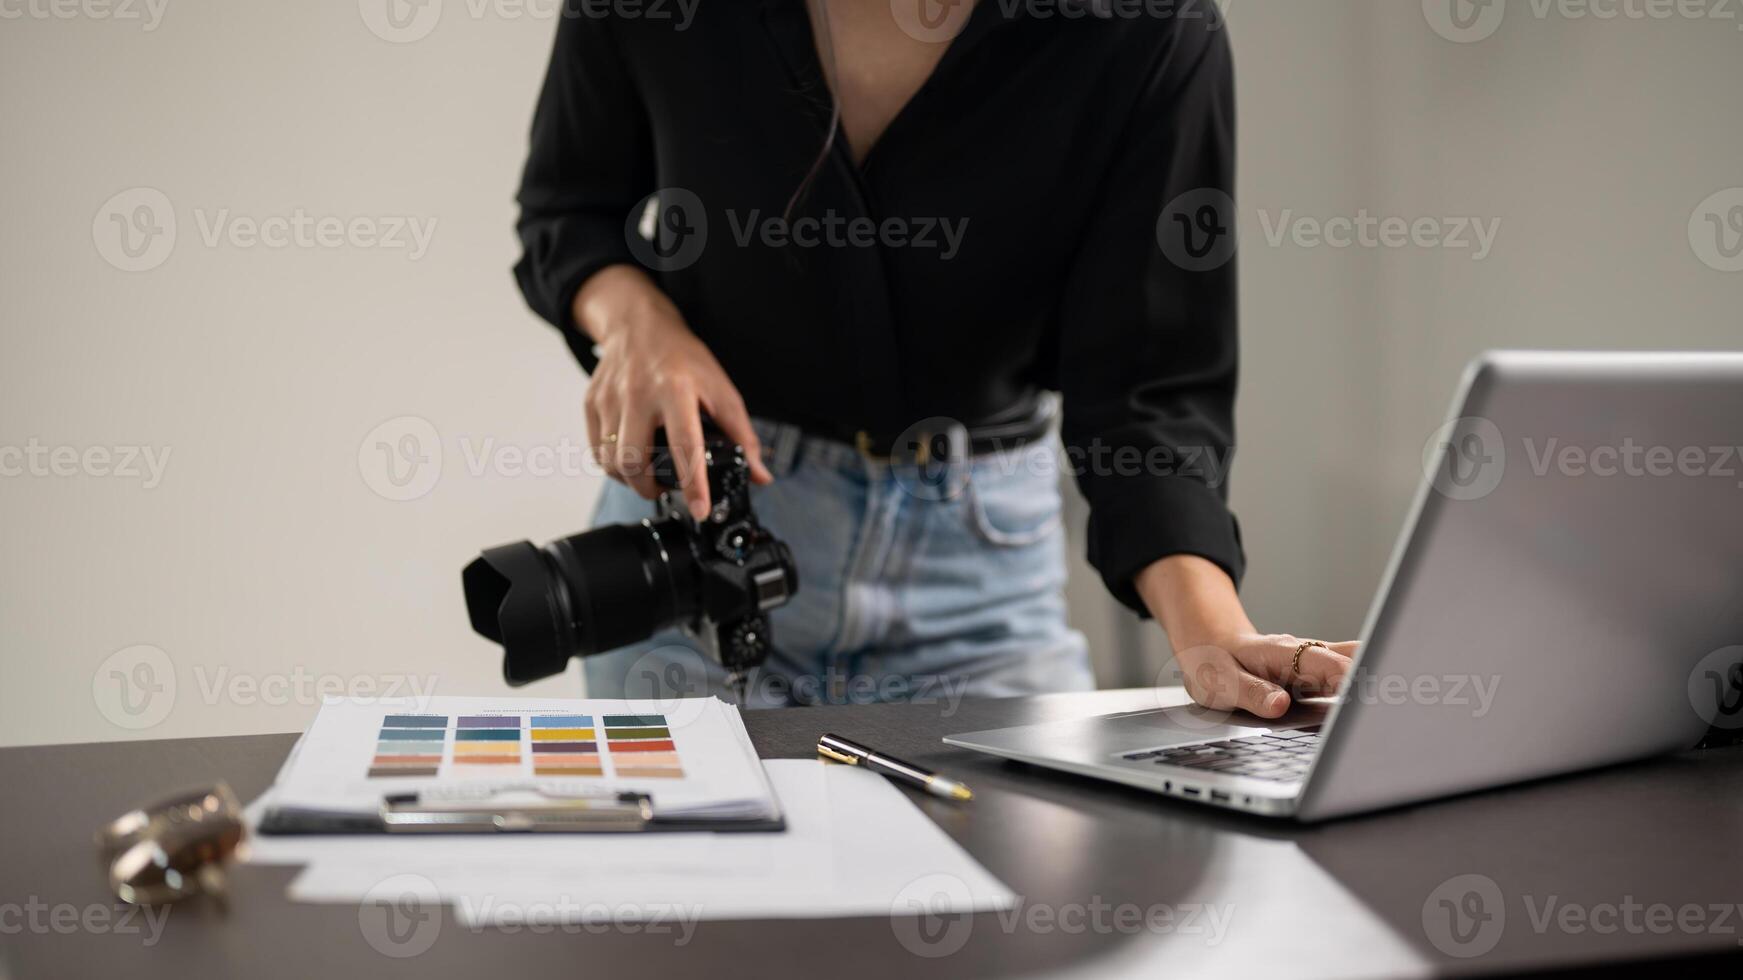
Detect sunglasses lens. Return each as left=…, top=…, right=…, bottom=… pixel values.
left=111, top=841, right=196, bottom=905
left=101, top=782, right=245, bottom=905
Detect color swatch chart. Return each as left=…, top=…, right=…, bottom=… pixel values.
left=529, top=714, right=600, bottom=777
left=369, top=714, right=447, bottom=777
left=601, top=714, right=683, bottom=779
left=455, top=715, right=523, bottom=769
left=365, top=712, right=684, bottom=779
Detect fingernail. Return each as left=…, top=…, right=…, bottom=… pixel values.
left=690, top=500, right=709, bottom=520
left=1265, top=691, right=1289, bottom=713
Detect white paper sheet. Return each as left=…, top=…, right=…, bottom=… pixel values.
left=265, top=760, right=1015, bottom=922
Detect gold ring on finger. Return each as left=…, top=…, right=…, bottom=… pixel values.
left=1292, top=640, right=1328, bottom=681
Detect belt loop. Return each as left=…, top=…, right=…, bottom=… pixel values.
left=765, top=420, right=801, bottom=477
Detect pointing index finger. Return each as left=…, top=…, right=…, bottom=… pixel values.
left=665, top=395, right=710, bottom=521
left=702, top=388, right=772, bottom=485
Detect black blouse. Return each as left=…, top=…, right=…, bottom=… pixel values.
left=514, top=0, right=1244, bottom=612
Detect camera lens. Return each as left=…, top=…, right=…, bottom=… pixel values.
left=462, top=518, right=700, bottom=686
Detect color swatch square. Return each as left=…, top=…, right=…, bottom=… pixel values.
left=452, top=715, right=522, bottom=768
left=370, top=715, right=447, bottom=777
left=601, top=713, right=683, bottom=779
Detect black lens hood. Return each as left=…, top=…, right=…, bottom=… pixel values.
left=462, top=541, right=577, bottom=686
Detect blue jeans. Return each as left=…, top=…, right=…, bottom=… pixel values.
left=581, top=419, right=1094, bottom=708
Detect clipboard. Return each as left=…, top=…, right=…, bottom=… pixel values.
left=256, top=783, right=786, bottom=836
left=258, top=697, right=787, bottom=836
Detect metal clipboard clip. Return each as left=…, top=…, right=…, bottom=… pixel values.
left=379, top=782, right=655, bottom=833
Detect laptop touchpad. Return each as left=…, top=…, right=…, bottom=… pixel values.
left=1101, top=700, right=1333, bottom=751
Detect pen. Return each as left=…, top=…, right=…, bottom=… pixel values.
left=816, top=733, right=974, bottom=802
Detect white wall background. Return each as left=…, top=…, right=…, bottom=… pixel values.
left=3, top=1, right=1740, bottom=746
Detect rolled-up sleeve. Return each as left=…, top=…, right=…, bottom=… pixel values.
left=513, top=6, right=652, bottom=373
left=1057, top=20, right=1244, bottom=614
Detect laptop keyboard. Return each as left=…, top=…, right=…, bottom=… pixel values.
left=1120, top=726, right=1322, bottom=783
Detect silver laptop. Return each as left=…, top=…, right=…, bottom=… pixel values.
left=947, top=351, right=1743, bottom=821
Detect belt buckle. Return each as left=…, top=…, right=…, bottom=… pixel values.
left=856, top=421, right=969, bottom=467
left=853, top=430, right=884, bottom=461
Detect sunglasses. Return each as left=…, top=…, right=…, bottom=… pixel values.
left=95, top=782, right=246, bottom=906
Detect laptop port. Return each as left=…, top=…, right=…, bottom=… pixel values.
left=1181, top=786, right=1201, bottom=797
left=1210, top=791, right=1231, bottom=803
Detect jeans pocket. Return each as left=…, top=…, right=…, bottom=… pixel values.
left=965, top=462, right=1063, bottom=548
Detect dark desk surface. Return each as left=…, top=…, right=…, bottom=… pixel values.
left=3, top=689, right=1741, bottom=980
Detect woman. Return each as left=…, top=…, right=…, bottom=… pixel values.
left=513, top=0, right=1356, bottom=712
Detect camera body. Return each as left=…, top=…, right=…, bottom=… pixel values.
left=645, top=440, right=796, bottom=674
left=462, top=437, right=797, bottom=688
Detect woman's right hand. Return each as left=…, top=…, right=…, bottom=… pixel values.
left=573, top=265, right=773, bottom=519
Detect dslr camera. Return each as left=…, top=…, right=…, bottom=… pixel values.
left=462, top=435, right=798, bottom=692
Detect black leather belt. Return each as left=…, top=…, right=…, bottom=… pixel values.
left=839, top=396, right=1058, bottom=464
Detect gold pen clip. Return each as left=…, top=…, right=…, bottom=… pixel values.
left=817, top=744, right=860, bottom=765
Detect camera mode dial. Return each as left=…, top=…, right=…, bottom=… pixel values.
left=714, top=520, right=757, bottom=564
